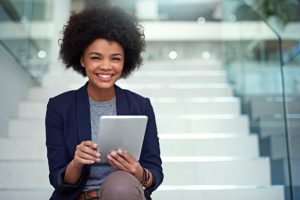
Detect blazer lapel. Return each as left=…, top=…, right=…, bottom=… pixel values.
left=76, top=82, right=92, bottom=142
left=115, top=85, right=131, bottom=115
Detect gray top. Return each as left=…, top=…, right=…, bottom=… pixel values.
left=82, top=97, right=117, bottom=192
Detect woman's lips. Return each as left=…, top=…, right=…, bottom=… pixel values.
left=97, top=74, right=112, bottom=78
left=96, top=73, right=113, bottom=82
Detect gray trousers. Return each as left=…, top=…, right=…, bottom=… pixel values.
left=85, top=171, right=146, bottom=200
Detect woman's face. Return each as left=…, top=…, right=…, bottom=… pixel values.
left=80, top=38, right=124, bottom=93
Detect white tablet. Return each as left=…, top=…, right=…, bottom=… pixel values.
left=98, top=115, right=148, bottom=163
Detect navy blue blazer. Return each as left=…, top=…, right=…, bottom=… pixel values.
left=45, top=83, right=163, bottom=200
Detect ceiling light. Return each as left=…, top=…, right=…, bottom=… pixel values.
left=197, top=17, right=206, bottom=24
left=202, top=51, right=210, bottom=60
left=37, top=50, right=47, bottom=58
left=168, top=51, right=178, bottom=60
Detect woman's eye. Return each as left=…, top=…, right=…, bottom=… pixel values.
left=91, top=56, right=100, bottom=60
left=112, top=57, right=121, bottom=61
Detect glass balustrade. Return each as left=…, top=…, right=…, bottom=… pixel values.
left=222, top=0, right=300, bottom=199
left=0, top=0, right=53, bottom=82
left=281, top=18, right=300, bottom=200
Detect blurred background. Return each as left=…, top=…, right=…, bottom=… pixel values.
left=0, top=0, right=299, bottom=199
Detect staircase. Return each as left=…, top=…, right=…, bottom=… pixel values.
left=0, top=60, right=285, bottom=199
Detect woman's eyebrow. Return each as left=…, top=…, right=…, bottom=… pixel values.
left=88, top=52, right=123, bottom=56
left=111, top=53, right=123, bottom=56
left=89, top=52, right=101, bottom=56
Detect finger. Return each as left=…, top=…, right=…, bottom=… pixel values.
left=110, top=151, right=130, bottom=167
left=77, top=157, right=96, bottom=165
left=117, top=149, right=137, bottom=165
left=107, top=157, right=118, bottom=168
left=115, top=150, right=142, bottom=175
left=107, top=153, right=128, bottom=171
left=107, top=154, right=126, bottom=171
left=82, top=141, right=98, bottom=149
left=77, top=150, right=100, bottom=162
left=78, top=145, right=100, bottom=158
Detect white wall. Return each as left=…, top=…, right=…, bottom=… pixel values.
left=49, top=0, right=71, bottom=71
left=0, top=45, right=34, bottom=136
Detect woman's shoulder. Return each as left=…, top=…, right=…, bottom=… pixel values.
left=116, top=86, right=153, bottom=115
left=117, top=85, right=149, bottom=102
left=45, top=89, right=79, bottom=120
left=49, top=89, right=77, bottom=103
left=46, top=89, right=78, bottom=112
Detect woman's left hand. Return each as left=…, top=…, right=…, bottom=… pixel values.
left=107, top=149, right=143, bottom=182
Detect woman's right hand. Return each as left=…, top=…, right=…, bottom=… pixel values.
left=72, top=141, right=101, bottom=168
left=64, top=141, right=100, bottom=184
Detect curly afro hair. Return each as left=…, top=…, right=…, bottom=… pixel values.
left=59, top=6, right=145, bottom=78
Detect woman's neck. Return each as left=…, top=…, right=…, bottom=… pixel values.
left=87, top=83, right=115, bottom=102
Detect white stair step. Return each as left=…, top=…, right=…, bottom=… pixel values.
left=18, top=102, right=47, bottom=118
left=27, top=87, right=80, bottom=101
left=0, top=134, right=259, bottom=160
left=134, top=88, right=233, bottom=98
left=18, top=98, right=241, bottom=118
left=120, top=70, right=228, bottom=84
left=157, top=115, right=249, bottom=134
left=8, top=119, right=45, bottom=138
left=140, top=60, right=223, bottom=71
left=120, top=83, right=233, bottom=98
left=152, top=185, right=284, bottom=200
left=0, top=189, right=53, bottom=200
left=152, top=99, right=240, bottom=115
left=27, top=84, right=233, bottom=100
left=42, top=73, right=87, bottom=87
left=0, top=161, right=49, bottom=189
left=160, top=134, right=259, bottom=157
left=162, top=157, right=271, bottom=185
left=8, top=115, right=249, bottom=138
left=0, top=138, right=46, bottom=160
left=0, top=158, right=270, bottom=188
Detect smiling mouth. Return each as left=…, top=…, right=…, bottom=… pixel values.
left=97, top=74, right=113, bottom=79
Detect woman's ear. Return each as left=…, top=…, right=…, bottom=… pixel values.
left=80, top=57, right=85, bottom=67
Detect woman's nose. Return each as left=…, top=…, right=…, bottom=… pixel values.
left=99, top=59, right=112, bottom=70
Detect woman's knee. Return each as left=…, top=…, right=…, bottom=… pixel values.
left=98, top=171, right=145, bottom=200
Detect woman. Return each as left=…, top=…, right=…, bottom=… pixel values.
left=45, top=6, right=163, bottom=200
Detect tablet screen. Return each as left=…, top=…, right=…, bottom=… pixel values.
left=98, top=115, right=148, bottom=163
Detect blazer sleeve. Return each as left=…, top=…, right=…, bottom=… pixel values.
left=45, top=98, right=86, bottom=193
left=140, top=98, right=164, bottom=196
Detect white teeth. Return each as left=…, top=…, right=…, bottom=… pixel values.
left=97, top=74, right=112, bottom=78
